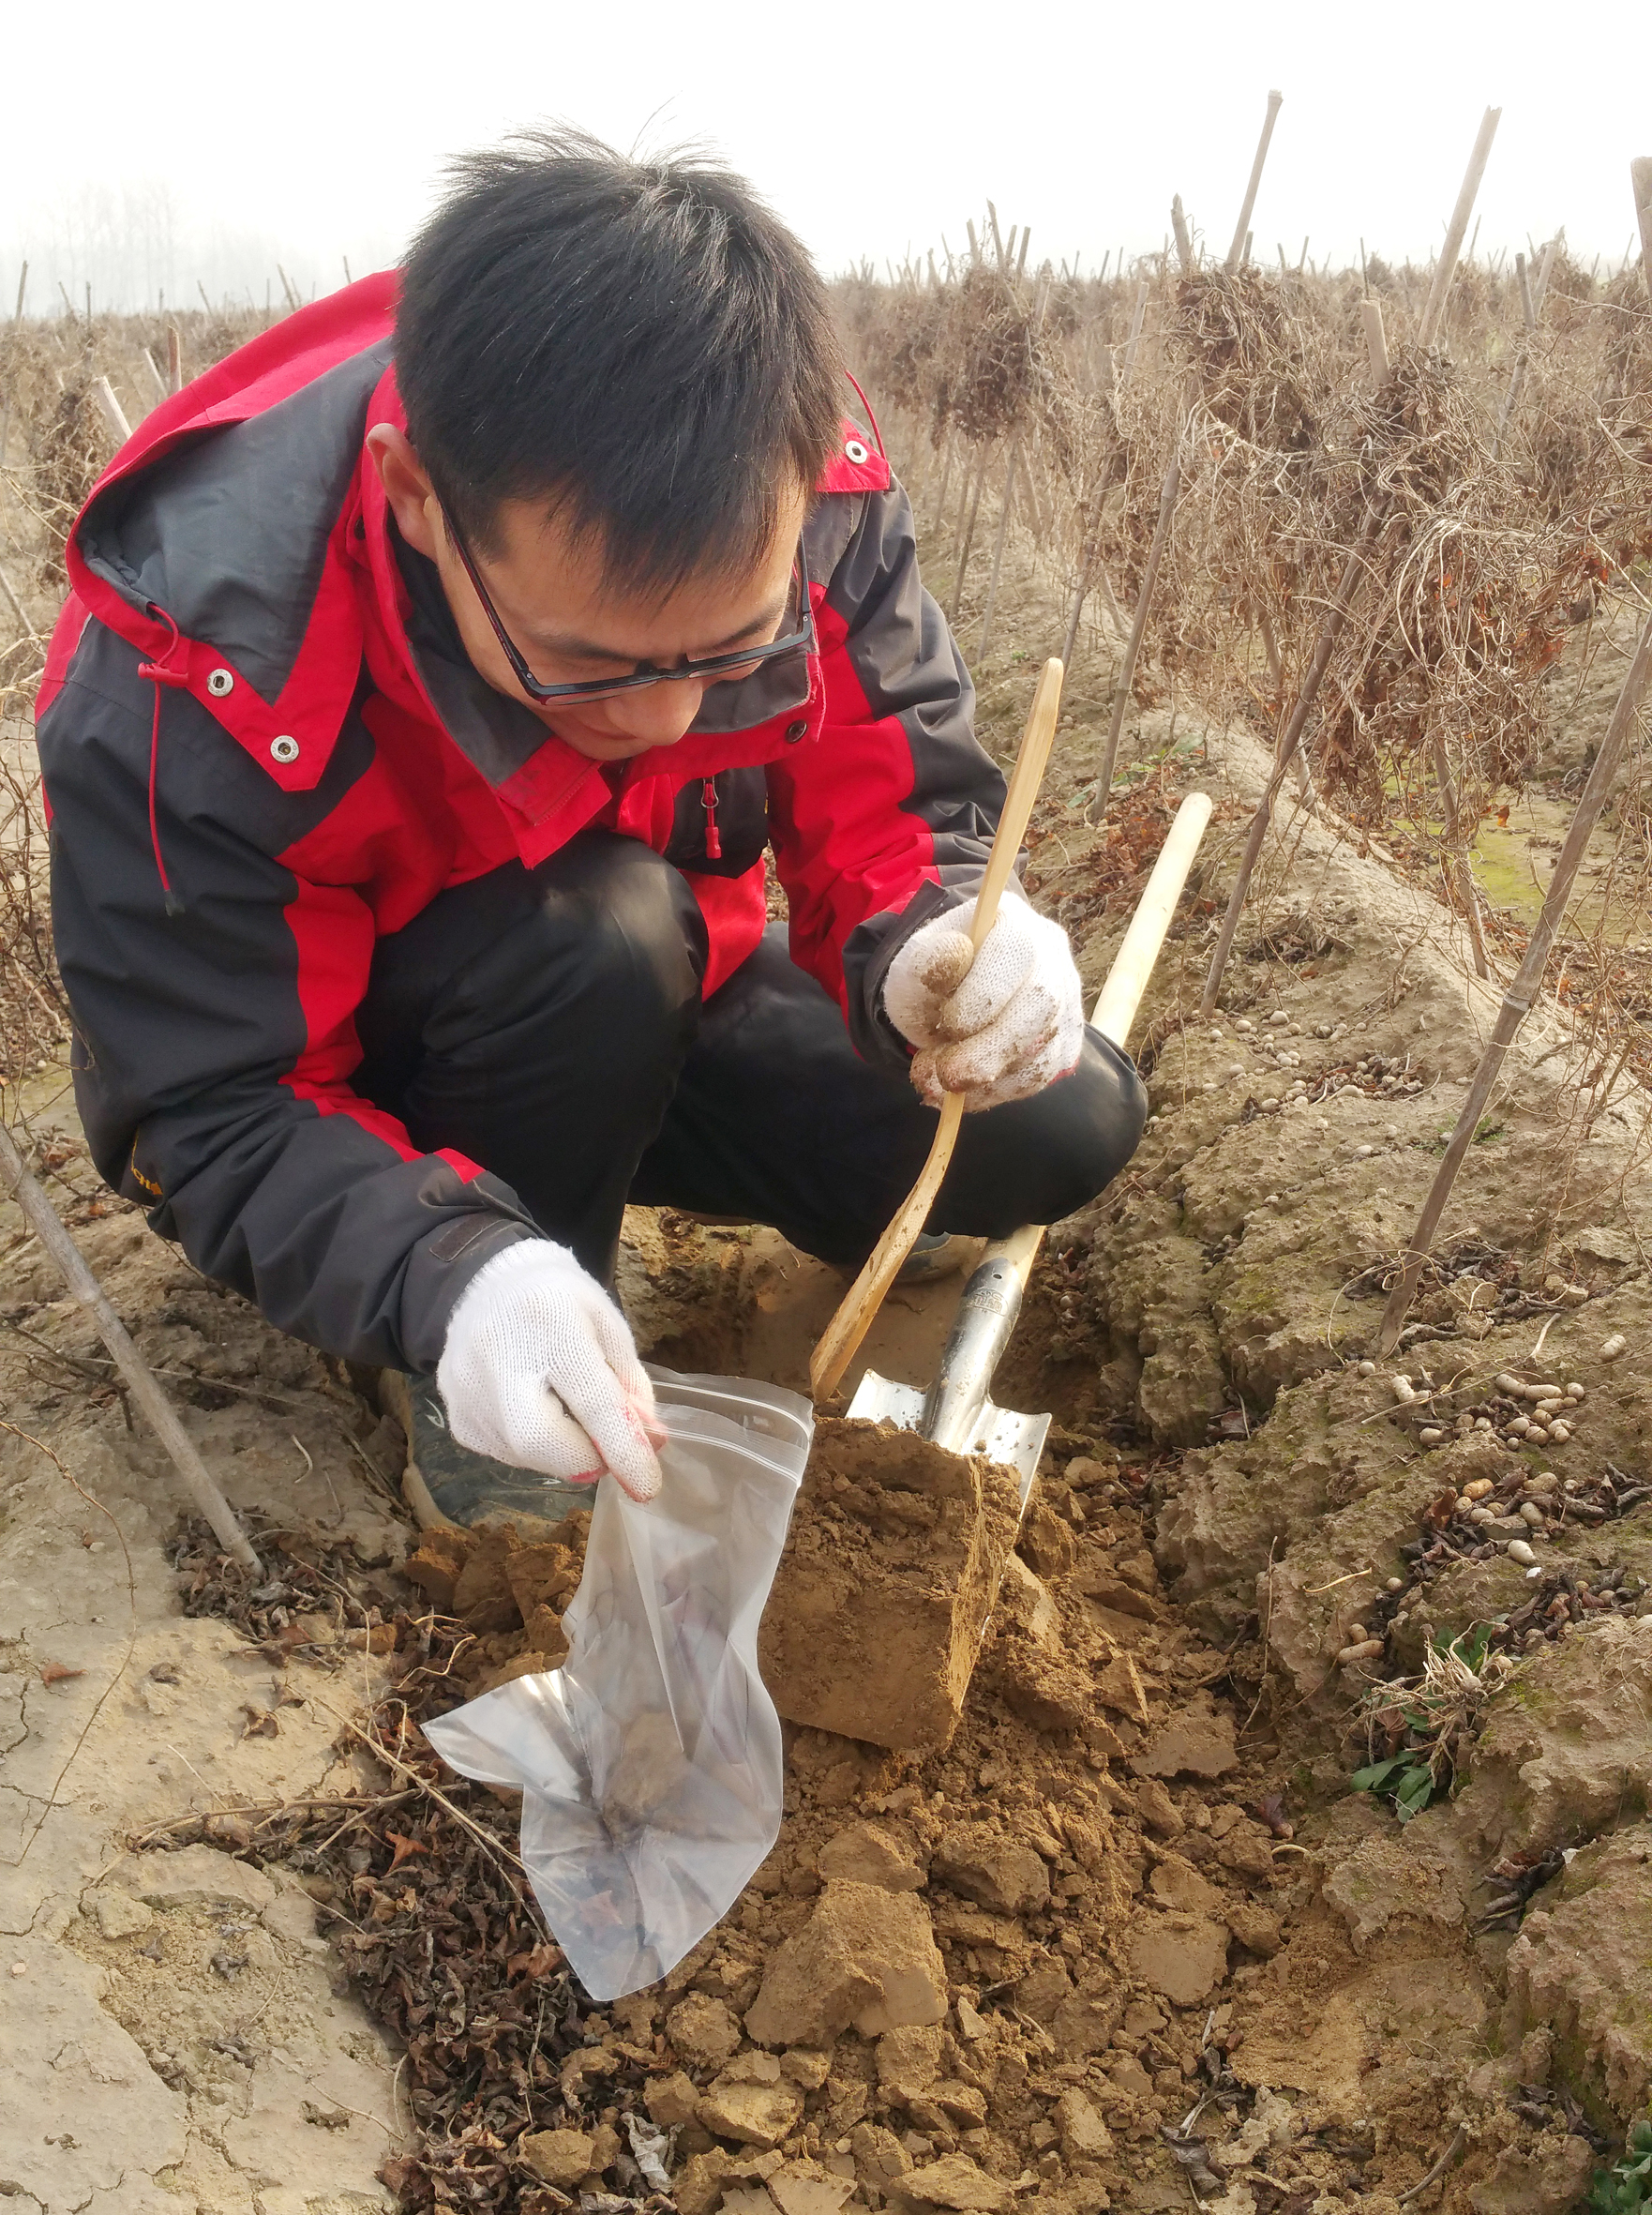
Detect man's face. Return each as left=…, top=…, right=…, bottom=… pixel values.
left=369, top=426, right=809, bottom=762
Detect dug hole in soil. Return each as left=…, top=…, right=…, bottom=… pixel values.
left=4, top=703, right=1651, bottom=2215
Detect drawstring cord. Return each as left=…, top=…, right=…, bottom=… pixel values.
left=701, top=776, right=722, bottom=861
left=136, top=607, right=188, bottom=917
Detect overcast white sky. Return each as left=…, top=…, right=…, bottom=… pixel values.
left=6, top=0, right=1649, bottom=315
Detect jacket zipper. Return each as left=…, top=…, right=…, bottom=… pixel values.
left=700, top=776, right=722, bottom=861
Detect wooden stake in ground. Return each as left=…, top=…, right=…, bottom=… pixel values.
left=1087, top=457, right=1181, bottom=824
left=0, top=1121, right=263, bottom=1573
left=977, top=442, right=1019, bottom=658
left=92, top=377, right=132, bottom=446
left=1, top=564, right=40, bottom=644
left=1362, top=296, right=1390, bottom=384
left=1171, top=197, right=1194, bottom=276
left=1431, top=734, right=1491, bottom=979
left=1633, top=158, right=1652, bottom=306
left=1418, top=108, right=1501, bottom=349
left=1378, top=604, right=1652, bottom=1354
left=811, top=660, right=1064, bottom=1402
left=1198, top=505, right=1388, bottom=1015
left=1224, top=92, right=1284, bottom=275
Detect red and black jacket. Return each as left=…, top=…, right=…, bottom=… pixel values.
left=36, top=275, right=1007, bottom=1372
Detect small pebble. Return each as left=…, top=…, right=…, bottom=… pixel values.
left=1385, top=1123, right=1399, bottom=1138
left=8, top=1963, right=24, bottom=1978
left=1229, top=1064, right=1247, bottom=1079
left=1385, top=1576, right=1404, bottom=1592
left=1525, top=1566, right=1546, bottom=1583
left=1356, top=1143, right=1374, bottom=1158
left=1507, top=1538, right=1539, bottom=1567
left=1600, top=1334, right=1627, bottom=1362
left=1265, top=1193, right=1281, bottom=1206
left=1261, top=1096, right=1280, bottom=1112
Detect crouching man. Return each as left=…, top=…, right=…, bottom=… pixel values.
left=37, top=130, right=1146, bottom=1526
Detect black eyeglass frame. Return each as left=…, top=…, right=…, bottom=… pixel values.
left=443, top=512, right=816, bottom=705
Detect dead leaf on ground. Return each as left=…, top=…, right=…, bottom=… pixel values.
left=38, top=1661, right=84, bottom=1685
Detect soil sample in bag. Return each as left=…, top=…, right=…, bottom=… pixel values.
left=758, top=1417, right=1022, bottom=1753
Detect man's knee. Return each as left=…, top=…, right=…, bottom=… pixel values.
left=360, top=833, right=707, bottom=1096
left=526, top=833, right=708, bottom=1045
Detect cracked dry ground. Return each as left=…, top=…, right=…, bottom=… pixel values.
left=5, top=721, right=1652, bottom=2215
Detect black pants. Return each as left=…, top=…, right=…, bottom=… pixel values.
left=355, top=832, right=1148, bottom=1282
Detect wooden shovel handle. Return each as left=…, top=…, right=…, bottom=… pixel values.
left=810, top=657, right=1065, bottom=1402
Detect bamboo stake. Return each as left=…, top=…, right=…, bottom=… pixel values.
left=978, top=443, right=1019, bottom=657
left=0, top=563, right=40, bottom=644
left=1119, top=280, right=1150, bottom=389
left=949, top=449, right=990, bottom=627
left=0, top=1122, right=263, bottom=1573
left=12, top=262, right=27, bottom=323
left=1199, top=506, right=1387, bottom=1015
left=1087, top=455, right=1181, bottom=824
left=1378, top=605, right=1652, bottom=1353
left=1171, top=197, right=1194, bottom=277
left=1362, top=297, right=1390, bottom=384
left=167, top=323, right=183, bottom=394
left=1633, top=158, right=1652, bottom=307
left=1493, top=250, right=1537, bottom=459
left=1418, top=107, right=1501, bottom=349
left=92, top=377, right=131, bottom=445
left=811, top=661, right=1064, bottom=1402
left=1224, top=94, right=1284, bottom=273
left=140, top=349, right=168, bottom=407
left=1431, top=735, right=1490, bottom=979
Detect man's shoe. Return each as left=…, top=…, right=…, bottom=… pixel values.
left=895, top=1231, right=986, bottom=1286
left=381, top=1371, right=593, bottom=1533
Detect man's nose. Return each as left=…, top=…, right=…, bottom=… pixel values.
left=601, top=676, right=707, bottom=746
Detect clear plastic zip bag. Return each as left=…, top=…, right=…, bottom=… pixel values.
left=423, top=1366, right=812, bottom=2000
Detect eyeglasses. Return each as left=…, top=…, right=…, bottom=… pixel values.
left=443, top=513, right=815, bottom=706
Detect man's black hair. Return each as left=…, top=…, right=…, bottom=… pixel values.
left=397, top=128, right=844, bottom=594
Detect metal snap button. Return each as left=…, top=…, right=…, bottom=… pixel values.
left=269, top=735, right=300, bottom=764
left=206, top=668, right=234, bottom=697
left=785, top=719, right=808, bottom=743
left=844, top=439, right=870, bottom=465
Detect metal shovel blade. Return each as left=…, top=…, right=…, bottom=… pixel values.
left=844, top=1369, right=1050, bottom=1503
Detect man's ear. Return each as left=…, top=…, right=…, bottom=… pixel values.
left=367, top=424, right=441, bottom=559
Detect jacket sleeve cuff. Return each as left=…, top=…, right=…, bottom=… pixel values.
left=398, top=1212, right=540, bottom=1374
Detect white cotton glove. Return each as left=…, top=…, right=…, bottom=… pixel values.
left=882, top=889, right=1086, bottom=1111
left=436, top=1241, right=665, bottom=1503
